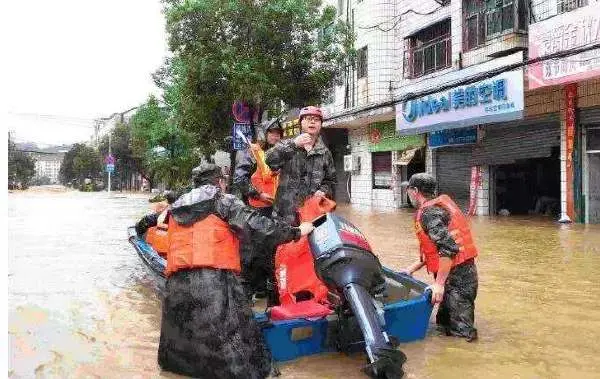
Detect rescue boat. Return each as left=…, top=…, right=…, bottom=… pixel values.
left=128, top=208, right=433, bottom=378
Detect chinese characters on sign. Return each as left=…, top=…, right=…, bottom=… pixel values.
left=528, top=2, right=600, bottom=89
left=368, top=121, right=425, bottom=152
left=396, top=69, right=524, bottom=135
left=428, top=127, right=477, bottom=148
left=282, top=119, right=301, bottom=139
left=403, top=79, right=509, bottom=123
left=232, top=123, right=253, bottom=151
left=468, top=166, right=482, bottom=217
left=565, top=83, right=577, bottom=220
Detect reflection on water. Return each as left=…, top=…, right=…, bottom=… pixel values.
left=8, top=191, right=600, bottom=378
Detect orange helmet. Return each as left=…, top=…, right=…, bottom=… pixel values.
left=299, top=106, right=323, bottom=121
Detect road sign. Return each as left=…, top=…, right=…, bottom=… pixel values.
left=232, top=123, right=252, bottom=150
left=232, top=101, right=251, bottom=123
left=105, top=154, right=115, bottom=165
left=106, top=163, right=115, bottom=173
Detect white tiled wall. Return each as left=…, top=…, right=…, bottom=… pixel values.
left=322, top=0, right=399, bottom=116
left=348, top=125, right=397, bottom=209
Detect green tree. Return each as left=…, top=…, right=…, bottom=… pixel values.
left=98, top=122, right=144, bottom=191
left=129, top=96, right=198, bottom=189
left=8, top=139, right=36, bottom=189
left=155, top=0, right=353, bottom=154
left=59, top=144, right=102, bottom=189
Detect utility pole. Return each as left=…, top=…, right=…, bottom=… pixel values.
left=108, top=132, right=112, bottom=196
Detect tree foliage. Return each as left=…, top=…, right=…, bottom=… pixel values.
left=155, top=0, right=353, bottom=154
left=129, top=96, right=198, bottom=189
left=59, top=143, right=102, bottom=187
left=98, top=122, right=143, bottom=190
left=8, top=139, right=36, bottom=189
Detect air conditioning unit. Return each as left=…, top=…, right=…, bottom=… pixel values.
left=344, top=154, right=360, bottom=172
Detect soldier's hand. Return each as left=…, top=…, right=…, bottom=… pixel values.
left=314, top=190, right=326, bottom=198
left=294, top=133, right=312, bottom=147
left=259, top=192, right=274, bottom=202
left=299, top=222, right=315, bottom=236
left=428, top=283, right=445, bottom=304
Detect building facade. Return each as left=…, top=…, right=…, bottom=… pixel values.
left=322, top=0, right=600, bottom=223
left=32, top=152, right=64, bottom=184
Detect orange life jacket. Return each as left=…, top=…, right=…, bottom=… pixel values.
left=248, top=143, right=279, bottom=208
left=275, top=196, right=336, bottom=305
left=415, top=195, right=478, bottom=274
left=145, top=226, right=169, bottom=257
left=165, top=214, right=240, bottom=277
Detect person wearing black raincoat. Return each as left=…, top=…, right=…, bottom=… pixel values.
left=157, top=163, right=314, bottom=379
left=231, top=119, right=283, bottom=300
left=134, top=190, right=178, bottom=237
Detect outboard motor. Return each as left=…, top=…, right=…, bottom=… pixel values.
left=309, top=213, right=406, bottom=378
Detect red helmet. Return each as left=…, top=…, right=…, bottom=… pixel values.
left=299, top=106, right=323, bottom=121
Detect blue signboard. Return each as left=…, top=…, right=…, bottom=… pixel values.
left=106, top=163, right=115, bottom=173
left=396, top=69, right=524, bottom=135
left=428, top=127, right=477, bottom=149
left=232, top=122, right=253, bottom=151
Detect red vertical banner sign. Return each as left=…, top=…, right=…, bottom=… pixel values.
left=468, top=166, right=482, bottom=216
left=565, top=83, right=577, bottom=221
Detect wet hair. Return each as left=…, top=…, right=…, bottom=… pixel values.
left=192, top=163, right=223, bottom=188
left=163, top=190, right=178, bottom=204
left=407, top=173, right=437, bottom=196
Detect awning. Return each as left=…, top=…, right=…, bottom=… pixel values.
left=393, top=147, right=419, bottom=165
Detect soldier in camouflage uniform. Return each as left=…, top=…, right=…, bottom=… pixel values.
left=402, top=173, right=479, bottom=342
left=265, top=106, right=337, bottom=226
left=231, top=119, right=284, bottom=300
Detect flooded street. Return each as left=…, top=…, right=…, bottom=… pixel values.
left=8, top=190, right=600, bottom=378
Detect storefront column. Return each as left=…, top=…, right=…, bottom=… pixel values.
left=476, top=166, right=490, bottom=216
left=426, top=147, right=435, bottom=176
left=560, top=117, right=570, bottom=222
left=559, top=84, right=577, bottom=223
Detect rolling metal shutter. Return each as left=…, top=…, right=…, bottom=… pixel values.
left=579, top=107, right=600, bottom=125
left=436, top=146, right=472, bottom=212
left=470, top=114, right=560, bottom=166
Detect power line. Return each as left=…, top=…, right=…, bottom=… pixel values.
left=325, top=42, right=600, bottom=123
left=358, top=4, right=445, bottom=32
left=8, top=112, right=97, bottom=122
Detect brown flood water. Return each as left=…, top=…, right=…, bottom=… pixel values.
left=8, top=190, right=600, bottom=378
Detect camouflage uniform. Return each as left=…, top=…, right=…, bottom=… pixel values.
left=420, top=205, right=478, bottom=341
left=265, top=136, right=337, bottom=226
left=158, top=185, right=301, bottom=379
left=231, top=145, right=276, bottom=299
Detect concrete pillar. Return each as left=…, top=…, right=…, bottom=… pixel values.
left=559, top=110, right=571, bottom=222
left=476, top=166, right=490, bottom=216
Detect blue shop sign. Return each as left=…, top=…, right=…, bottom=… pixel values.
left=428, top=127, right=477, bottom=148
left=396, top=70, right=524, bottom=135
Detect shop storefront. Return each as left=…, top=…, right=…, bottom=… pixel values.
left=472, top=115, right=561, bottom=216
left=368, top=120, right=425, bottom=208
left=396, top=68, right=526, bottom=214
left=428, top=127, right=478, bottom=210
left=581, top=108, right=600, bottom=223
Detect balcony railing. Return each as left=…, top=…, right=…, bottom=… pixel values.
left=404, top=34, right=452, bottom=79
left=463, top=0, right=529, bottom=52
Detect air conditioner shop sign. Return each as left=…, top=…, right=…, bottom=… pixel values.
left=396, top=69, right=524, bottom=135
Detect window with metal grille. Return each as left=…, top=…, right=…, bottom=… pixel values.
left=558, top=0, right=588, bottom=13
left=357, top=46, right=368, bottom=79
left=463, top=0, right=528, bottom=51
left=372, top=152, right=392, bottom=189
left=587, top=128, right=600, bottom=151
left=404, top=19, right=451, bottom=79
left=531, top=0, right=588, bottom=23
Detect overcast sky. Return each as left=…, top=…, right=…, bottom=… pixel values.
left=2, top=0, right=168, bottom=146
